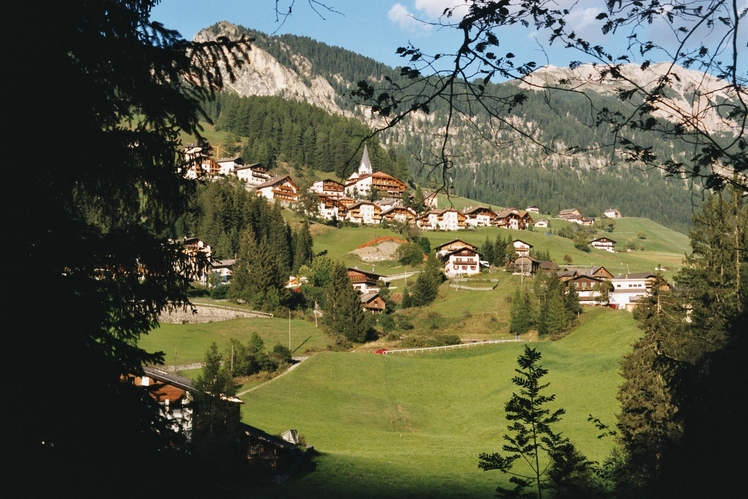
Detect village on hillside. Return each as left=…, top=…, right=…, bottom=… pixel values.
left=180, top=144, right=659, bottom=317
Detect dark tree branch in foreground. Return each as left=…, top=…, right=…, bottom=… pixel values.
left=354, top=1, right=747, bottom=193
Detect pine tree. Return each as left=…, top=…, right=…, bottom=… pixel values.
left=193, top=343, right=240, bottom=437
left=510, top=288, right=533, bottom=335
left=323, top=263, right=372, bottom=343
left=410, top=253, right=444, bottom=307
left=479, top=346, right=593, bottom=498
left=616, top=275, right=683, bottom=491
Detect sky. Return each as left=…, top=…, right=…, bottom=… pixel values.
left=152, top=1, right=746, bottom=75
left=152, top=0, right=618, bottom=70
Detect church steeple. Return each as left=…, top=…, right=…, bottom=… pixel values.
left=358, top=144, right=372, bottom=176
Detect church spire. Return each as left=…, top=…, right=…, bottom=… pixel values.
left=359, top=144, right=372, bottom=175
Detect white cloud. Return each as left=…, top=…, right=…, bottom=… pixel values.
left=388, top=3, right=431, bottom=32
left=414, top=0, right=466, bottom=19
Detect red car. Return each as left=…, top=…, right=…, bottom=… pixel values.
left=375, top=349, right=388, bottom=355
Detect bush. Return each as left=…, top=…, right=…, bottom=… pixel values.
left=210, top=285, right=229, bottom=299
left=399, top=334, right=461, bottom=348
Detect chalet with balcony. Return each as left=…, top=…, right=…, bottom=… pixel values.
left=360, top=292, right=386, bottom=313
left=559, top=208, right=582, bottom=220
left=463, top=206, right=497, bottom=227
left=380, top=205, right=417, bottom=224
left=256, top=176, right=299, bottom=205
left=317, top=194, right=348, bottom=221
left=434, top=239, right=478, bottom=257
left=347, top=268, right=383, bottom=293
left=310, top=179, right=345, bottom=199
left=512, top=239, right=533, bottom=257
left=591, top=237, right=617, bottom=252
left=416, top=209, right=467, bottom=231
left=569, top=274, right=607, bottom=305
left=236, top=163, right=270, bottom=186
left=346, top=201, right=382, bottom=225
left=526, top=205, right=540, bottom=214
left=495, top=208, right=533, bottom=230
left=441, top=247, right=482, bottom=277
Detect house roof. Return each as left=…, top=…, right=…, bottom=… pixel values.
left=143, top=367, right=194, bottom=392
left=347, top=268, right=383, bottom=281
left=434, top=239, right=478, bottom=252
left=513, top=239, right=533, bottom=247
left=463, top=206, right=497, bottom=216
left=255, top=176, right=296, bottom=190
left=240, top=423, right=298, bottom=450
left=360, top=292, right=382, bottom=304
left=212, top=259, right=236, bottom=269
left=440, top=247, right=482, bottom=261
left=591, top=237, right=617, bottom=244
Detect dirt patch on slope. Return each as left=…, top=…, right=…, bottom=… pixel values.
left=351, top=237, right=407, bottom=262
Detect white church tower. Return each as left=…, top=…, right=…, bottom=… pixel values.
left=348, top=144, right=373, bottom=181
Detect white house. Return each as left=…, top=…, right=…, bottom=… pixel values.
left=440, top=247, right=482, bottom=277
left=216, top=157, right=243, bottom=176
left=346, top=201, right=381, bottom=225
left=591, top=236, right=617, bottom=252
left=513, top=239, right=533, bottom=257
left=603, top=208, right=622, bottom=218
left=609, top=273, right=656, bottom=311
left=416, top=209, right=466, bottom=231
left=310, top=179, right=345, bottom=199
left=236, top=163, right=270, bottom=186
left=526, top=205, right=540, bottom=214
left=534, top=220, right=549, bottom=228
left=256, top=176, right=299, bottom=205
left=463, top=206, right=497, bottom=227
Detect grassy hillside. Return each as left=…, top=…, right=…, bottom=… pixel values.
left=139, top=315, right=331, bottom=366
left=243, top=307, right=640, bottom=498
left=311, top=217, right=690, bottom=278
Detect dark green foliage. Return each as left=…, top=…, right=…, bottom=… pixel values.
left=534, top=273, right=578, bottom=337
left=206, top=93, right=407, bottom=179
left=409, top=253, right=445, bottom=307
left=396, top=242, right=425, bottom=266
left=210, top=284, right=229, bottom=299
left=573, top=232, right=591, bottom=252
left=322, top=263, right=373, bottom=343
left=616, top=188, right=748, bottom=497
left=399, top=334, right=461, bottom=348
left=510, top=288, right=534, bottom=335
left=194, top=343, right=240, bottom=437
left=6, top=2, right=247, bottom=494
left=598, top=218, right=616, bottom=233
left=228, top=334, right=291, bottom=377
left=479, top=346, right=593, bottom=498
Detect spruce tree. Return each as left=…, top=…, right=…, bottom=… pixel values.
left=510, top=288, right=533, bottom=335
left=323, top=263, right=372, bottom=343
left=410, top=253, right=444, bottom=307
left=479, top=346, right=593, bottom=498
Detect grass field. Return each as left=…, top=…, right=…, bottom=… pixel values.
left=138, top=315, right=333, bottom=367
left=311, top=216, right=690, bottom=279
left=241, top=307, right=640, bottom=498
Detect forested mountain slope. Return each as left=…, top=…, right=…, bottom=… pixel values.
left=195, top=21, right=710, bottom=231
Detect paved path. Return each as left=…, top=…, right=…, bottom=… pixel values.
left=237, top=356, right=309, bottom=397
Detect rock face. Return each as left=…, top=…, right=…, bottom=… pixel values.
left=520, top=62, right=737, bottom=133
left=194, top=21, right=347, bottom=117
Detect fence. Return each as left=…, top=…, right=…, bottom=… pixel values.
left=384, top=337, right=524, bottom=354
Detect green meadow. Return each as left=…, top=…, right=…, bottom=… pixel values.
left=139, top=316, right=331, bottom=366
left=241, top=307, right=640, bottom=498
left=311, top=215, right=690, bottom=279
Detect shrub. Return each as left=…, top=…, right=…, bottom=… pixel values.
left=210, top=285, right=229, bottom=299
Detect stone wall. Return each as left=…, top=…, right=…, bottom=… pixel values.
left=159, top=304, right=271, bottom=324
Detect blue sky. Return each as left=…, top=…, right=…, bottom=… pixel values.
left=152, top=1, right=746, bottom=74
left=152, top=1, right=615, bottom=70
